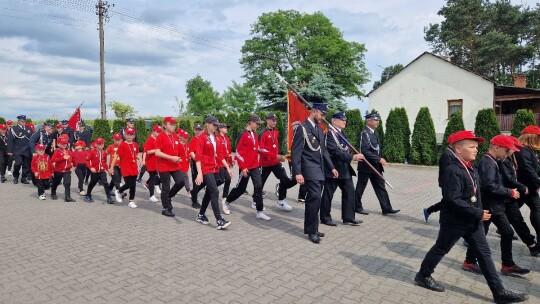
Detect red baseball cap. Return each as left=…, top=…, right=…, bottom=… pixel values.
left=113, top=133, right=122, bottom=140
left=91, top=142, right=97, bottom=149
left=56, top=123, right=63, bottom=129
left=176, top=128, right=189, bottom=139
left=35, top=144, right=45, bottom=150
left=0, top=124, right=6, bottom=130
left=508, top=135, right=524, bottom=148
left=125, top=128, right=135, bottom=135
left=94, top=138, right=105, bottom=145
left=163, top=116, right=177, bottom=124
left=57, top=137, right=68, bottom=145
left=448, top=130, right=485, bottom=145
left=6, top=120, right=13, bottom=126
left=522, top=125, right=540, bottom=135
left=490, top=134, right=519, bottom=152
left=74, top=140, right=86, bottom=147
left=152, top=125, right=162, bottom=132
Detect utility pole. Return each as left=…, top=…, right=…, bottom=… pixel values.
left=96, top=0, right=112, bottom=119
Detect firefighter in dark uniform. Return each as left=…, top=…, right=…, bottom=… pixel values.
left=291, top=101, right=338, bottom=244
left=74, top=121, right=92, bottom=148
left=29, top=122, right=55, bottom=157
left=60, top=119, right=75, bottom=146
left=7, top=115, right=33, bottom=184
left=320, top=112, right=364, bottom=226
left=415, top=131, right=527, bottom=304
left=0, top=124, right=8, bottom=183
left=355, top=111, right=400, bottom=215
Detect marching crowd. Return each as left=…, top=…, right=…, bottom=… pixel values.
left=2, top=101, right=540, bottom=303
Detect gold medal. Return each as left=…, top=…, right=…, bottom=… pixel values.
left=471, top=196, right=477, bottom=203
left=272, top=144, right=276, bottom=148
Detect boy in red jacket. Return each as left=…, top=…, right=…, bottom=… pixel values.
left=177, top=128, right=192, bottom=195
left=109, top=128, right=139, bottom=208
left=224, top=114, right=269, bottom=220
left=143, top=125, right=162, bottom=203
left=217, top=123, right=233, bottom=204
left=51, top=136, right=75, bottom=202
left=84, top=138, right=113, bottom=204
left=72, top=140, right=88, bottom=196
left=31, top=144, right=53, bottom=200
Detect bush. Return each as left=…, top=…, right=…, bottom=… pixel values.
left=441, top=111, right=465, bottom=154
left=0, top=117, right=5, bottom=124
left=92, top=119, right=112, bottom=146
left=395, top=108, right=411, bottom=161
left=373, top=111, right=385, bottom=155
left=382, top=109, right=405, bottom=163
left=45, top=119, right=60, bottom=126
left=178, top=119, right=192, bottom=136
left=274, top=111, right=287, bottom=154
left=135, top=119, right=149, bottom=150
left=410, top=107, right=438, bottom=165
left=511, top=109, right=536, bottom=137
left=344, top=109, right=363, bottom=150
left=112, top=119, right=125, bottom=134
left=474, top=109, right=501, bottom=160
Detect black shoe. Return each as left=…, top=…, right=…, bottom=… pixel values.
left=322, top=220, right=337, bottom=226
left=13, top=179, right=18, bottom=184
left=343, top=219, right=363, bottom=226
left=162, top=209, right=175, bottom=217
left=106, top=197, right=114, bottom=204
left=414, top=273, right=445, bottom=292
left=356, top=209, right=369, bottom=215
left=493, top=289, right=528, bottom=304
left=383, top=209, right=400, bottom=215
left=192, top=202, right=201, bottom=209
left=0, top=176, right=6, bottom=183
left=84, top=195, right=94, bottom=203
left=316, top=232, right=325, bottom=237
left=462, top=261, right=483, bottom=275
left=51, top=194, right=58, bottom=200
left=20, top=179, right=29, bottom=184
left=529, top=244, right=540, bottom=256
left=308, top=234, right=320, bottom=244
left=501, top=264, right=530, bottom=276
left=121, top=193, right=127, bottom=199
left=65, top=197, right=76, bottom=202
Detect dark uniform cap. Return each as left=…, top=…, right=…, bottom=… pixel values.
left=17, top=115, right=27, bottom=121
left=364, top=112, right=380, bottom=120
left=332, top=112, right=347, bottom=121
left=265, top=112, right=278, bottom=120
left=248, top=114, right=263, bottom=124
left=61, top=119, right=69, bottom=125
left=312, top=103, right=327, bottom=113
left=78, top=121, right=86, bottom=127
left=218, top=123, right=230, bottom=128
left=204, top=116, right=219, bottom=125
left=194, top=123, right=203, bottom=130
left=126, top=118, right=135, bottom=123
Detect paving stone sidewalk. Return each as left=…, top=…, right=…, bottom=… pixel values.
left=0, top=165, right=538, bottom=303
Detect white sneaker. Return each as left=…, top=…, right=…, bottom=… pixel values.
left=6, top=171, right=12, bottom=176
left=128, top=201, right=138, bottom=208
left=149, top=195, right=159, bottom=203
left=256, top=211, right=271, bottom=221
left=222, top=198, right=231, bottom=215
left=155, top=185, right=161, bottom=194
left=114, top=190, right=123, bottom=203
left=79, top=191, right=86, bottom=196
left=276, top=200, right=293, bottom=211
left=251, top=202, right=265, bottom=211
left=39, top=195, right=45, bottom=200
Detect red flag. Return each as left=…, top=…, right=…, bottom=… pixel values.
left=286, top=90, right=325, bottom=154
left=67, top=107, right=81, bottom=130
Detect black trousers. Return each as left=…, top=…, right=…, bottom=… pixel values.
left=219, top=167, right=231, bottom=198
left=118, top=175, right=137, bottom=200
left=146, top=170, right=161, bottom=197
left=7, top=154, right=13, bottom=171
left=466, top=213, right=516, bottom=267
left=159, top=170, right=185, bottom=210
left=199, top=173, right=224, bottom=221
left=321, top=178, right=356, bottom=223
left=87, top=172, right=109, bottom=197
left=304, top=180, right=323, bottom=235
left=137, top=165, right=147, bottom=181
left=298, top=184, right=307, bottom=200
left=51, top=171, right=72, bottom=197
left=226, top=168, right=263, bottom=211
left=0, top=152, right=7, bottom=176
left=355, top=170, right=393, bottom=212
left=520, top=191, right=540, bottom=238
left=419, top=223, right=504, bottom=294
left=505, top=200, right=536, bottom=246
left=74, top=164, right=87, bottom=192
left=260, top=163, right=297, bottom=201
left=13, top=153, right=31, bottom=181
left=190, top=160, right=205, bottom=204
left=36, top=178, right=50, bottom=196
left=108, top=166, right=122, bottom=191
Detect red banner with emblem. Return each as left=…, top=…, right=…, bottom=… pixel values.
left=286, top=90, right=326, bottom=155
left=67, top=107, right=81, bottom=130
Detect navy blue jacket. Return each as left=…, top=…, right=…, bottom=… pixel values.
left=324, top=127, right=355, bottom=180
left=477, top=154, right=511, bottom=215
left=357, top=127, right=382, bottom=173
left=291, top=119, right=334, bottom=181
left=7, top=124, right=32, bottom=156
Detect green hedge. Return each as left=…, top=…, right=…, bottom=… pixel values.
left=511, top=109, right=536, bottom=137
left=135, top=119, right=148, bottom=150
left=410, top=107, right=437, bottom=165
left=112, top=119, right=125, bottom=134
left=178, top=119, right=192, bottom=136
left=383, top=109, right=405, bottom=163
left=344, top=109, right=363, bottom=150
left=395, top=108, right=411, bottom=161
left=441, top=111, right=464, bottom=154
left=474, top=109, right=501, bottom=161
left=0, top=117, right=5, bottom=124
left=92, top=119, right=112, bottom=146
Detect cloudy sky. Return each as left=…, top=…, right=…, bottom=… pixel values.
left=0, top=0, right=536, bottom=120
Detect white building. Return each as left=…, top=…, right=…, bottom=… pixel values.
left=367, top=52, right=540, bottom=142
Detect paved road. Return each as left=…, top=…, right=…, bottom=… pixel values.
left=0, top=165, right=538, bottom=303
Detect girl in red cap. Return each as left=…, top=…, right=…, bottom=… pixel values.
left=84, top=138, right=113, bottom=204
left=143, top=125, right=163, bottom=203
left=51, top=136, right=75, bottom=202
left=31, top=144, right=53, bottom=200
left=109, top=128, right=139, bottom=208
left=107, top=133, right=125, bottom=199
left=72, top=140, right=88, bottom=196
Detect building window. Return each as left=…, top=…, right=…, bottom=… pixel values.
left=448, top=99, right=463, bottom=118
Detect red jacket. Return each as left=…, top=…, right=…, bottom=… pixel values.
left=216, top=134, right=232, bottom=168
left=31, top=154, right=53, bottom=179
left=235, top=129, right=260, bottom=170
left=258, top=128, right=280, bottom=167
left=86, top=149, right=108, bottom=173
left=195, top=131, right=226, bottom=174
left=51, top=148, right=74, bottom=172
left=178, top=142, right=190, bottom=173
left=72, top=150, right=87, bottom=166
left=189, top=136, right=199, bottom=160
left=144, top=135, right=158, bottom=172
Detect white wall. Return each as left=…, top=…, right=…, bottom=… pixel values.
left=368, top=54, right=494, bottom=142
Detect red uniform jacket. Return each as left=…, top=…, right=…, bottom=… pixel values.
left=51, top=148, right=74, bottom=173
left=86, top=149, right=108, bottom=173
left=178, top=142, right=190, bottom=173
left=144, top=135, right=158, bottom=172
left=235, top=129, right=260, bottom=170
left=116, top=141, right=139, bottom=177
left=217, top=134, right=232, bottom=168
left=189, top=136, right=199, bottom=160
left=72, top=150, right=88, bottom=166
left=195, top=131, right=226, bottom=175
left=31, top=154, right=53, bottom=179
left=258, top=128, right=280, bottom=167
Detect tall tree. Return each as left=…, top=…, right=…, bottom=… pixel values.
left=241, top=10, right=369, bottom=110
left=108, top=101, right=137, bottom=120
left=221, top=81, right=259, bottom=114
left=441, top=111, right=465, bottom=154
left=410, top=107, right=438, bottom=165
left=372, top=64, right=404, bottom=90
left=186, top=75, right=223, bottom=116
left=474, top=108, right=501, bottom=161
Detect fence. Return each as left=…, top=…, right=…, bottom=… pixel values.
left=497, top=113, right=540, bottom=131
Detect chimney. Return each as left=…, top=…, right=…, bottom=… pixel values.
left=513, top=74, right=526, bottom=88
